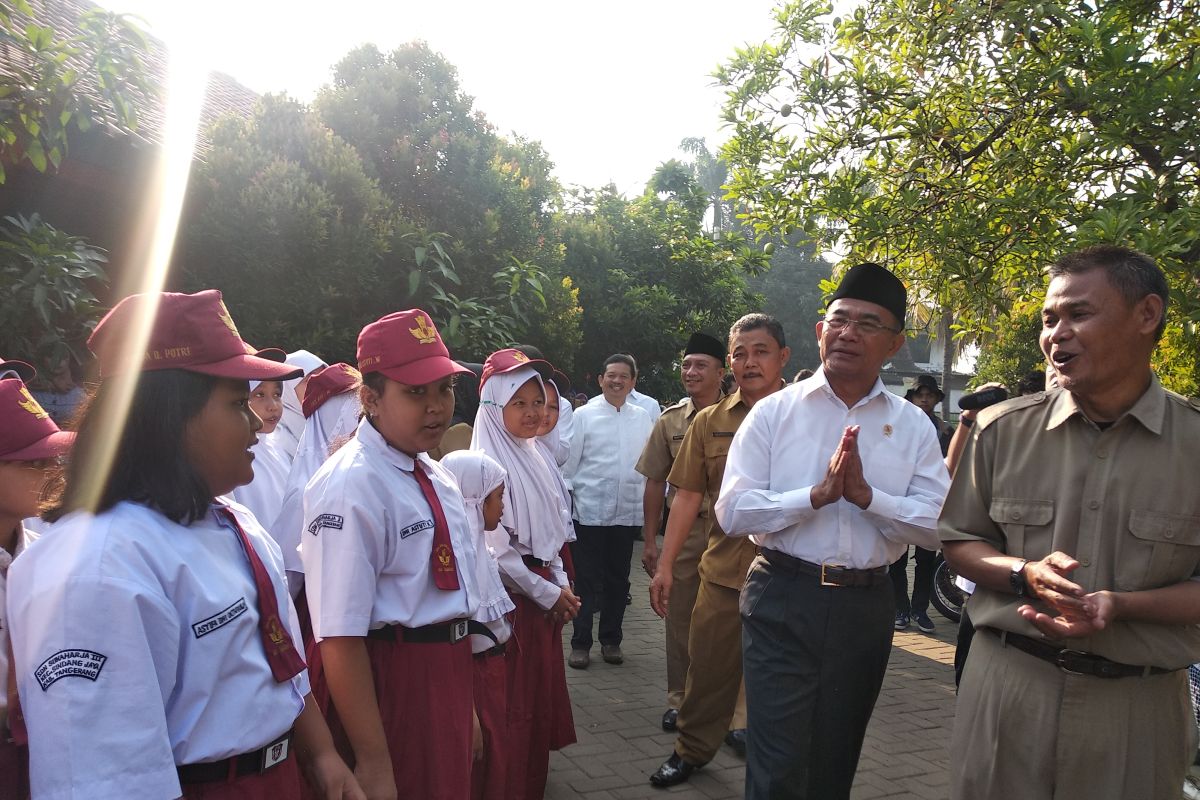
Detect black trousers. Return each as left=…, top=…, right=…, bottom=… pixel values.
left=569, top=522, right=636, bottom=650
left=741, top=554, right=895, bottom=800
left=888, top=545, right=936, bottom=615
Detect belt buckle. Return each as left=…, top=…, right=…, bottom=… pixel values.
left=819, top=562, right=845, bottom=587
left=259, top=733, right=289, bottom=773
left=1055, top=648, right=1096, bottom=676
left=451, top=619, right=469, bottom=643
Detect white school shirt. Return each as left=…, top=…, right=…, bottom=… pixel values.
left=230, top=432, right=291, bottom=533
left=471, top=531, right=514, bottom=655
left=588, top=388, right=662, bottom=423
left=0, top=523, right=34, bottom=731
left=7, top=501, right=309, bottom=800
left=566, top=399, right=655, bottom=526
left=301, top=419, right=481, bottom=640
left=714, top=369, right=949, bottom=569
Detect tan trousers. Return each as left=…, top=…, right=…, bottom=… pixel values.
left=952, top=629, right=1196, bottom=800
left=665, top=517, right=708, bottom=708
left=676, top=578, right=749, bottom=764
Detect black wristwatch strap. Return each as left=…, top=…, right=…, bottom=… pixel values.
left=1010, top=559, right=1029, bottom=597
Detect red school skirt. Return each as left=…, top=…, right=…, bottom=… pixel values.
left=471, top=645, right=509, bottom=800
left=308, top=630, right=475, bottom=800
left=504, top=566, right=577, bottom=800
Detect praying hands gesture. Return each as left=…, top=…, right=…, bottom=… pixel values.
left=810, top=426, right=873, bottom=510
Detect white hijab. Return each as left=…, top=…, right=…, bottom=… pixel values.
left=537, top=378, right=573, bottom=468
left=438, top=450, right=515, bottom=624
left=276, top=350, right=327, bottom=458
left=470, top=366, right=572, bottom=560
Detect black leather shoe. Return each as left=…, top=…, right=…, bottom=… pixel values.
left=649, top=752, right=700, bottom=788
left=661, top=708, right=678, bottom=732
left=725, top=728, right=747, bottom=757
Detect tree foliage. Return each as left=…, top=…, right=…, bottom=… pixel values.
left=0, top=0, right=150, bottom=182
left=718, top=0, right=1200, bottom=391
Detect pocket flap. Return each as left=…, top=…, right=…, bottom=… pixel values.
left=1129, top=510, right=1200, bottom=545
left=988, top=498, right=1054, bottom=526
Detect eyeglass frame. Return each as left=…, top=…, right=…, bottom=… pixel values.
left=821, top=314, right=904, bottom=337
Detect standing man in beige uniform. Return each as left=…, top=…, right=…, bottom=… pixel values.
left=647, top=313, right=790, bottom=787
left=942, top=245, right=1200, bottom=800
left=637, top=332, right=727, bottom=732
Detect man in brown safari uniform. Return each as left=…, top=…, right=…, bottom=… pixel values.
left=943, top=245, right=1200, bottom=800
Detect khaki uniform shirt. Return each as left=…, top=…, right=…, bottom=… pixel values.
left=636, top=397, right=710, bottom=516
left=940, top=377, right=1200, bottom=669
left=668, top=389, right=759, bottom=589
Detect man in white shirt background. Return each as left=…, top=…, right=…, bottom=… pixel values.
left=715, top=262, right=951, bottom=800
left=566, top=354, right=655, bottom=668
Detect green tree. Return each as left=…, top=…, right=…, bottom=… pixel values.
left=971, top=301, right=1044, bottom=392
left=0, top=1, right=150, bottom=182
left=746, top=237, right=831, bottom=376
left=679, top=137, right=733, bottom=234
left=717, top=0, right=1200, bottom=391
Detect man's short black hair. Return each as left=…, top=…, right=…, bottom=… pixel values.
left=729, top=313, right=786, bottom=349
left=44, top=370, right=219, bottom=524
left=1049, top=245, right=1169, bottom=340
left=603, top=353, right=637, bottom=379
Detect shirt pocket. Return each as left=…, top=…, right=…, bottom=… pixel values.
left=988, top=498, right=1055, bottom=558
left=1117, top=510, right=1200, bottom=591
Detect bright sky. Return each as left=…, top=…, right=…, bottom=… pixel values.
left=97, top=0, right=785, bottom=196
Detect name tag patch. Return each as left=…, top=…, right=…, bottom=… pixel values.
left=307, top=513, right=344, bottom=536
left=192, top=597, right=249, bottom=638
left=400, top=519, right=435, bottom=539
left=712, top=431, right=735, bottom=438
left=35, top=649, right=108, bottom=691
left=672, top=434, right=686, bottom=440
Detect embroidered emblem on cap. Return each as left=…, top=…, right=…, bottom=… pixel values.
left=883, top=424, right=894, bottom=437
left=18, top=386, right=49, bottom=420
left=216, top=301, right=241, bottom=337
left=410, top=315, right=438, bottom=344
left=512, top=351, right=529, bottom=362
left=35, top=649, right=108, bottom=691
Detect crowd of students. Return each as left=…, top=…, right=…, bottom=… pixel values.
left=0, top=291, right=586, bottom=800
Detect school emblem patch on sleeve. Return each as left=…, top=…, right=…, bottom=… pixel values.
left=35, top=649, right=108, bottom=691
left=307, top=513, right=344, bottom=536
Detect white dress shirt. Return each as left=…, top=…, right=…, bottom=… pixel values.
left=566, top=399, right=655, bottom=527
left=589, top=388, right=662, bottom=422
left=301, top=419, right=480, bottom=640
left=230, top=432, right=291, bottom=533
left=0, top=523, right=33, bottom=731
left=8, top=501, right=309, bottom=800
left=715, top=370, right=949, bottom=569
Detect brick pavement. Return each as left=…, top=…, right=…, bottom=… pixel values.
left=547, top=553, right=958, bottom=800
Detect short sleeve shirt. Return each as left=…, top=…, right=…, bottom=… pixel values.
left=667, top=389, right=758, bottom=589
left=636, top=398, right=709, bottom=514
left=939, top=378, right=1200, bottom=669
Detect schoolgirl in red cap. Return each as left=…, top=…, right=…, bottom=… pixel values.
left=6, top=291, right=363, bottom=800
left=0, top=360, right=73, bottom=799
left=300, top=310, right=484, bottom=800
left=471, top=348, right=581, bottom=800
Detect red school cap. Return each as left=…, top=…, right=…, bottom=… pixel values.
left=480, top=348, right=552, bottom=391
left=88, top=290, right=302, bottom=381
left=0, top=356, right=35, bottom=382
left=0, top=378, right=75, bottom=461
left=357, top=309, right=471, bottom=385
left=302, top=363, right=362, bottom=418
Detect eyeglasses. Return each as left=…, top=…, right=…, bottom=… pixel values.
left=822, top=316, right=902, bottom=337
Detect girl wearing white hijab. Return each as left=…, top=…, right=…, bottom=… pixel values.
left=229, top=379, right=291, bottom=528
left=438, top=450, right=515, bottom=800
left=275, top=350, right=327, bottom=458
left=470, top=349, right=580, bottom=800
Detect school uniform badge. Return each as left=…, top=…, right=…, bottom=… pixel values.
left=35, top=649, right=108, bottom=690
left=307, top=513, right=344, bottom=535
left=883, top=424, right=893, bottom=437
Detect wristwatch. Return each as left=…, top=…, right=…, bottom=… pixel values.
left=1009, top=559, right=1029, bottom=597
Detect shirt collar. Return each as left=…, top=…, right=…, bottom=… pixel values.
left=1045, top=375, right=1166, bottom=435
left=357, top=416, right=417, bottom=471
left=805, top=366, right=887, bottom=409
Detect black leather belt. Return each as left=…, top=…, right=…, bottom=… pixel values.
left=760, top=548, right=889, bottom=588
left=367, top=619, right=499, bottom=646
left=985, top=627, right=1178, bottom=679
left=177, top=729, right=293, bottom=784
left=521, top=554, right=553, bottom=569
left=474, top=642, right=507, bottom=659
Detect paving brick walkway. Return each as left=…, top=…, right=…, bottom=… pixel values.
left=547, top=554, right=958, bottom=800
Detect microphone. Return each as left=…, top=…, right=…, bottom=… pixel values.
left=957, top=386, right=1009, bottom=411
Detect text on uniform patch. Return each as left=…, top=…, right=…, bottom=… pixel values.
left=308, top=513, right=344, bottom=535
left=192, top=597, right=249, bottom=638
left=400, top=519, right=435, bottom=539
left=35, top=649, right=107, bottom=691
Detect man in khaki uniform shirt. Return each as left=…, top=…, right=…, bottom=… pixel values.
left=637, top=332, right=727, bottom=730
left=647, top=313, right=790, bottom=787
left=942, top=245, right=1200, bottom=800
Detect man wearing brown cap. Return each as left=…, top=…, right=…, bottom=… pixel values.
left=942, top=245, right=1200, bottom=800
left=715, top=263, right=951, bottom=800
left=636, top=332, right=727, bottom=732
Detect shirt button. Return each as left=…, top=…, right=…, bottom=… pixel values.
left=1097, top=450, right=1108, bottom=459
left=1166, top=529, right=1176, bottom=539
left=1080, top=558, right=1091, bottom=567
left=1012, top=511, right=1022, bottom=520
left=1088, top=500, right=1100, bottom=510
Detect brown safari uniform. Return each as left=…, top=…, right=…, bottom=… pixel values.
left=636, top=397, right=711, bottom=710
left=666, top=389, right=756, bottom=764
left=941, top=378, right=1200, bottom=800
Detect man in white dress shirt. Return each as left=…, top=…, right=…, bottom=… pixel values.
left=715, top=262, right=951, bottom=800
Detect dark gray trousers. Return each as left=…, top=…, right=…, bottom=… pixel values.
left=740, top=553, right=895, bottom=800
